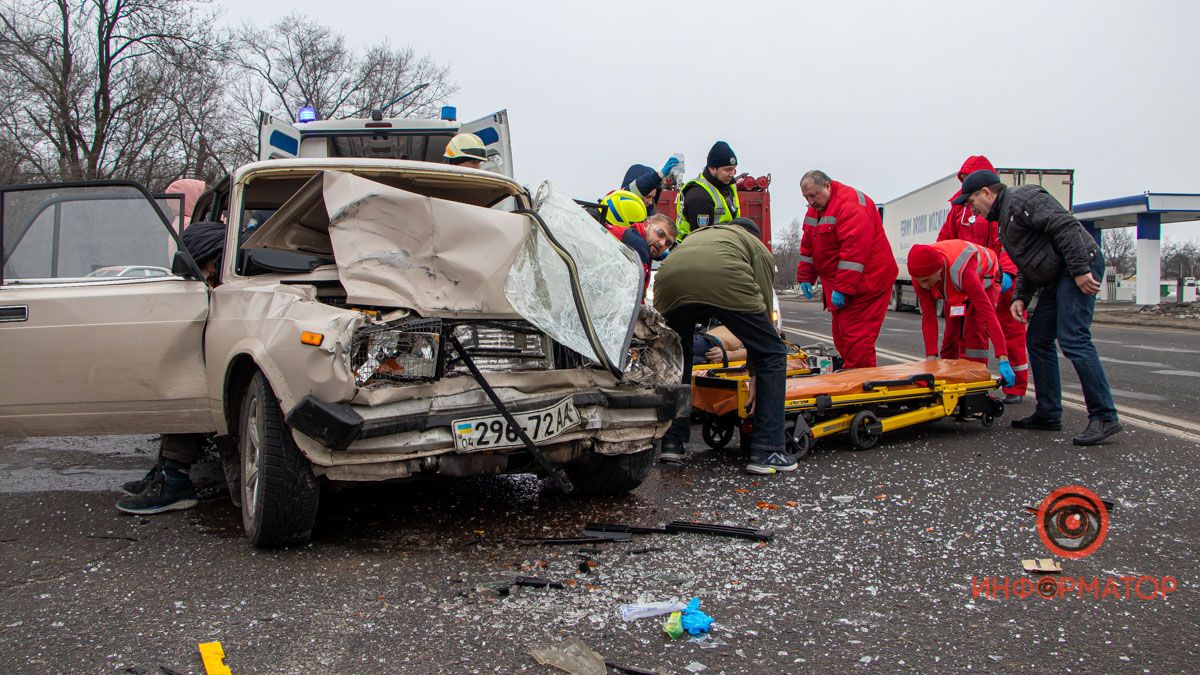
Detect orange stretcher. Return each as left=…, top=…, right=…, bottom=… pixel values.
left=691, top=357, right=1004, bottom=457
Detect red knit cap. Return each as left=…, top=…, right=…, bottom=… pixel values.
left=906, top=244, right=943, bottom=278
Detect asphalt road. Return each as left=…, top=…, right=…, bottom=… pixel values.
left=1, top=303, right=1197, bottom=673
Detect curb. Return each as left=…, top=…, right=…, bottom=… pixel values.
left=1092, top=314, right=1200, bottom=331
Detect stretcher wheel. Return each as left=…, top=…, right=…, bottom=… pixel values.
left=980, top=412, right=996, bottom=428
left=848, top=411, right=882, bottom=451
left=702, top=418, right=734, bottom=449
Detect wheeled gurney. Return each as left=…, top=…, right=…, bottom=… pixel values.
left=691, top=358, right=1004, bottom=457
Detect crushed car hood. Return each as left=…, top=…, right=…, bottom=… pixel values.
left=241, top=171, right=646, bottom=375
left=241, top=170, right=530, bottom=318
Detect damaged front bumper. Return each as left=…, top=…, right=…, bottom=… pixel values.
left=285, top=383, right=689, bottom=481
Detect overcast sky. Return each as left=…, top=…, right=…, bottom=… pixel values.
left=224, top=0, right=1199, bottom=243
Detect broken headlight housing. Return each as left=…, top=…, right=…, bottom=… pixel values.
left=445, top=321, right=553, bottom=374
left=351, top=318, right=442, bottom=386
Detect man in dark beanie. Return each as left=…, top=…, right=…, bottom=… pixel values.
left=957, top=169, right=1120, bottom=446
left=116, top=219, right=228, bottom=514
left=675, top=140, right=740, bottom=240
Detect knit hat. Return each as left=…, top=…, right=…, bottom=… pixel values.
left=906, top=244, right=943, bottom=278
left=706, top=141, right=737, bottom=168
left=730, top=217, right=761, bottom=238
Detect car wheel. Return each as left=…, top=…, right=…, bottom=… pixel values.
left=567, top=446, right=657, bottom=495
left=239, top=371, right=320, bottom=547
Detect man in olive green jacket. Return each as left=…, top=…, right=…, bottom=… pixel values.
left=653, top=218, right=794, bottom=475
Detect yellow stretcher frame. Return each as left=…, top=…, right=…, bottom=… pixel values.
left=691, top=362, right=1003, bottom=454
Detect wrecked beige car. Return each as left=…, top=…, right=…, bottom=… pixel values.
left=0, top=160, right=686, bottom=546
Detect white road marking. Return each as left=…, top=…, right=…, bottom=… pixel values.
left=1099, top=356, right=1169, bottom=368
left=1109, top=388, right=1168, bottom=402
left=1152, top=370, right=1200, bottom=377
left=782, top=325, right=1200, bottom=443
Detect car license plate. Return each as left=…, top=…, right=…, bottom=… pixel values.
left=452, top=397, right=580, bottom=451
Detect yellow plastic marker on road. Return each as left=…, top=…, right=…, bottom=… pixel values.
left=199, top=641, right=232, bottom=675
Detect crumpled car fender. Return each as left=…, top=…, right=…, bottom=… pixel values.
left=206, top=282, right=363, bottom=433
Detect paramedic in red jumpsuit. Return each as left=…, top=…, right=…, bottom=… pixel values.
left=906, top=240, right=1017, bottom=390
left=795, top=170, right=898, bottom=369
left=937, top=155, right=1029, bottom=403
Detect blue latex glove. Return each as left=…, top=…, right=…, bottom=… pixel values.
left=680, top=597, right=714, bottom=635
left=1001, top=273, right=1013, bottom=293
left=800, top=282, right=814, bottom=300
left=830, top=290, right=847, bottom=308
left=661, top=156, right=681, bottom=176
left=998, top=360, right=1015, bottom=388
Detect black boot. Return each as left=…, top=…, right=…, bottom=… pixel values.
left=1072, top=419, right=1123, bottom=446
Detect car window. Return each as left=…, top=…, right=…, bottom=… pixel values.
left=2, top=185, right=179, bottom=284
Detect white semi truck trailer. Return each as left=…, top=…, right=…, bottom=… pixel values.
left=880, top=168, right=1075, bottom=311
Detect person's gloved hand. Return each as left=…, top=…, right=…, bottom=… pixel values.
left=661, top=156, right=681, bottom=176
left=1001, top=272, right=1013, bottom=293
left=830, top=290, right=847, bottom=308
left=800, top=282, right=814, bottom=300
left=998, top=360, right=1016, bottom=388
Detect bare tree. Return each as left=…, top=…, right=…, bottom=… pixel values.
left=1161, top=239, right=1200, bottom=280
left=1101, top=227, right=1135, bottom=275
left=233, top=13, right=456, bottom=124
left=772, top=217, right=803, bottom=290
left=0, top=0, right=219, bottom=182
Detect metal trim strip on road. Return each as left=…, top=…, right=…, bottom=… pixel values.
left=782, top=325, right=1200, bottom=444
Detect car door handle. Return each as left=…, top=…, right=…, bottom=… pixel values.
left=0, top=305, right=29, bottom=322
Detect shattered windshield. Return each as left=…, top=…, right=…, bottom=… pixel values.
left=504, top=182, right=643, bottom=374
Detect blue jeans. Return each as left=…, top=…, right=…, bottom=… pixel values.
left=1025, top=253, right=1117, bottom=422
left=664, top=306, right=788, bottom=457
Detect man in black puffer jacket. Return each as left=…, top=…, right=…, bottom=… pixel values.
left=956, top=169, right=1120, bottom=446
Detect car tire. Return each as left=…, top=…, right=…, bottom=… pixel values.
left=567, top=446, right=657, bottom=495
left=239, top=371, right=320, bottom=547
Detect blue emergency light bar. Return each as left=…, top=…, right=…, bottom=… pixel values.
left=297, top=105, right=318, bottom=123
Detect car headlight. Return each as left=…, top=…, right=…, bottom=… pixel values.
left=352, top=320, right=442, bottom=385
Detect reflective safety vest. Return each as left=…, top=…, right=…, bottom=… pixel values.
left=930, top=239, right=1000, bottom=306
left=675, top=174, right=738, bottom=240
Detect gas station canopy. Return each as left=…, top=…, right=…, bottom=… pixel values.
left=1073, top=192, right=1200, bottom=229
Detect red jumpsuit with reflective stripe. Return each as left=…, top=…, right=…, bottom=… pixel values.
left=796, top=181, right=898, bottom=368
left=914, top=240, right=1008, bottom=368
left=938, top=155, right=1028, bottom=395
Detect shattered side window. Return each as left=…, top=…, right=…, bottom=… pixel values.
left=504, top=181, right=643, bottom=373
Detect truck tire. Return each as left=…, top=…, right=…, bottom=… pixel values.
left=239, top=371, right=320, bottom=547
left=891, top=285, right=902, bottom=311
left=567, top=446, right=657, bottom=495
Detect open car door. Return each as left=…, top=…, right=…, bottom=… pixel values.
left=258, top=111, right=301, bottom=161
left=0, top=181, right=214, bottom=437
left=460, top=109, right=514, bottom=178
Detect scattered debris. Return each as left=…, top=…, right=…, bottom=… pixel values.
left=87, top=533, right=140, bottom=542
left=1021, top=558, right=1063, bottom=574
left=620, top=600, right=687, bottom=622
left=518, top=533, right=630, bottom=546
left=198, top=641, right=231, bottom=675
left=665, top=521, right=773, bottom=542
left=513, top=576, right=566, bottom=589
left=626, top=547, right=664, bottom=555
left=683, top=662, right=708, bottom=673
left=832, top=495, right=855, bottom=504
left=605, top=661, right=659, bottom=675
left=529, top=637, right=606, bottom=675
left=159, top=666, right=186, bottom=675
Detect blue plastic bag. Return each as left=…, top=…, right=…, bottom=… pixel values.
left=680, top=597, right=714, bottom=635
